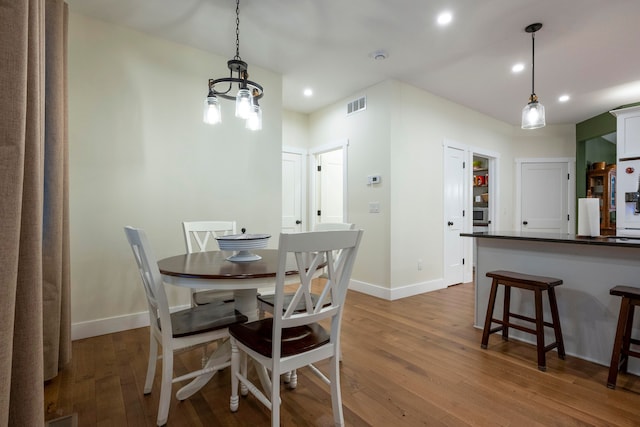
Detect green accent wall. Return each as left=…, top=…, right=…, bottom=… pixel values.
left=575, top=102, right=640, bottom=231
left=576, top=111, right=616, bottom=143
left=576, top=102, right=640, bottom=191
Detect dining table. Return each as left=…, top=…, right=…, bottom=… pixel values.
left=157, top=248, right=317, bottom=399
left=158, top=248, right=311, bottom=318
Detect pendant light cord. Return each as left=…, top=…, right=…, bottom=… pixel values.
left=531, top=32, right=536, bottom=96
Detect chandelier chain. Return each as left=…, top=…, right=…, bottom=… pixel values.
left=234, top=0, right=241, bottom=60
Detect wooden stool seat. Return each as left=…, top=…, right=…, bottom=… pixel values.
left=481, top=270, right=566, bottom=371
left=607, top=285, right=640, bottom=389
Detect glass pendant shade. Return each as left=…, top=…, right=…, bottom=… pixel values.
left=203, top=95, right=221, bottom=125
left=246, top=104, right=262, bottom=131
left=521, top=23, right=545, bottom=130
left=235, top=88, right=253, bottom=119
left=521, top=99, right=546, bottom=129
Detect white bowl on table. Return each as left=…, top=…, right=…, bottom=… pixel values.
left=215, top=233, right=271, bottom=262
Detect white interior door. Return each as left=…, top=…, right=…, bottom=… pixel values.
left=520, top=162, right=570, bottom=233
left=443, top=146, right=465, bottom=286
left=282, top=151, right=303, bottom=233
left=317, top=148, right=344, bottom=224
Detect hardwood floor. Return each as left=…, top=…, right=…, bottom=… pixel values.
left=45, top=282, right=640, bottom=426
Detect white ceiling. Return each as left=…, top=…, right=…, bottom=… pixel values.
left=67, top=0, right=640, bottom=126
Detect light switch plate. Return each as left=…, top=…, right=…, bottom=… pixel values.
left=367, top=175, right=381, bottom=184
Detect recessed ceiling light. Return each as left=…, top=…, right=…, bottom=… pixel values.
left=558, top=94, right=570, bottom=102
left=437, top=11, right=453, bottom=26
left=512, top=63, right=525, bottom=73
left=303, top=88, right=313, bottom=97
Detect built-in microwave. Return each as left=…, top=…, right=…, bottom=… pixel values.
left=473, top=207, right=489, bottom=224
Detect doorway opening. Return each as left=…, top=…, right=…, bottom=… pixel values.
left=310, top=140, right=349, bottom=229
left=281, top=149, right=306, bottom=233
left=472, top=155, right=491, bottom=233
left=443, top=141, right=499, bottom=286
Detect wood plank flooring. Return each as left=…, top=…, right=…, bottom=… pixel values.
left=45, top=282, right=640, bottom=426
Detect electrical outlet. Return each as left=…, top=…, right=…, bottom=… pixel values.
left=368, top=202, right=380, bottom=213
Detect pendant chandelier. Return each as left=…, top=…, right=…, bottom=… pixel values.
left=203, top=0, right=264, bottom=130
left=521, top=23, right=545, bottom=129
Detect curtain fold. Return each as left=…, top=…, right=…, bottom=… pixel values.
left=43, top=0, right=71, bottom=383
left=0, top=0, right=69, bottom=425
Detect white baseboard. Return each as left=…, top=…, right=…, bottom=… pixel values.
left=73, top=278, right=446, bottom=340
left=349, top=278, right=445, bottom=301
left=71, top=304, right=190, bottom=341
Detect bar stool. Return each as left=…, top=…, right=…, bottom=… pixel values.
left=481, top=270, right=566, bottom=371
left=607, top=285, right=640, bottom=389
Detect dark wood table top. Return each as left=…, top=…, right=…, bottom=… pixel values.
left=158, top=249, right=301, bottom=280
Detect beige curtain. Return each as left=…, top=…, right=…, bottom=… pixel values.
left=0, top=0, right=70, bottom=426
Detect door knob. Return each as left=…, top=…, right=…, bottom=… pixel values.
left=295, top=220, right=302, bottom=225
left=447, top=221, right=454, bottom=226
left=522, top=221, right=528, bottom=225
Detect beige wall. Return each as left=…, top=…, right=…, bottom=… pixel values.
left=68, top=13, right=283, bottom=331
left=282, top=110, right=309, bottom=150
left=68, top=11, right=576, bottom=335
left=308, top=80, right=576, bottom=296
left=308, top=82, right=393, bottom=289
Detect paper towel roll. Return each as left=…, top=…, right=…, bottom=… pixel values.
left=578, top=198, right=600, bottom=237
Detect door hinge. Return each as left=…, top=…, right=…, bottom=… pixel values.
left=317, top=165, right=322, bottom=172
left=462, top=210, right=465, bottom=217
left=567, top=173, right=570, bottom=180
left=463, top=161, right=466, bottom=169
left=567, top=214, right=570, bottom=221
left=317, top=210, right=321, bottom=216
left=462, top=258, right=465, bottom=265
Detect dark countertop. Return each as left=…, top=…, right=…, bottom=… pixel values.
left=460, top=230, right=640, bottom=248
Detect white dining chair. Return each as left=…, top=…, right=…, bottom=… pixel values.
left=124, top=226, right=248, bottom=427
left=229, top=229, right=363, bottom=427
left=182, top=220, right=237, bottom=306
left=256, top=223, right=355, bottom=386
left=257, top=222, right=354, bottom=312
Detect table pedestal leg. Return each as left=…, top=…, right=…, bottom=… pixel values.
left=234, top=288, right=259, bottom=321
left=176, top=339, right=231, bottom=400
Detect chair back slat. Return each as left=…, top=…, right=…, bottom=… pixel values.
left=124, top=226, right=172, bottom=338
left=182, top=221, right=236, bottom=253
left=272, top=230, right=363, bottom=359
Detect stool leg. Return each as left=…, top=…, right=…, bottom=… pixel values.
left=607, top=298, right=631, bottom=389
left=481, top=279, right=500, bottom=349
left=547, top=287, right=565, bottom=359
left=620, top=303, right=635, bottom=374
left=502, top=285, right=511, bottom=341
left=534, top=288, right=546, bottom=371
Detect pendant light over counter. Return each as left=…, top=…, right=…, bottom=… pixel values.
left=203, top=0, right=264, bottom=131
left=521, top=23, right=545, bottom=130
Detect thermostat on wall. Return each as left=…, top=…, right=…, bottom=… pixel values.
left=367, top=175, right=381, bottom=184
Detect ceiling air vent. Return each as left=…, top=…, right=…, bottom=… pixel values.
left=347, top=96, right=366, bottom=115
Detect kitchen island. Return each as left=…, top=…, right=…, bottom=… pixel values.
left=461, top=231, right=640, bottom=375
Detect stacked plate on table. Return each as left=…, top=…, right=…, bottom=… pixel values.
left=215, top=233, right=271, bottom=262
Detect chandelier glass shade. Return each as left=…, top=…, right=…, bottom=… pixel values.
left=246, top=101, right=262, bottom=130
left=521, top=23, right=545, bottom=130
left=203, top=0, right=264, bottom=130
left=203, top=92, right=221, bottom=125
